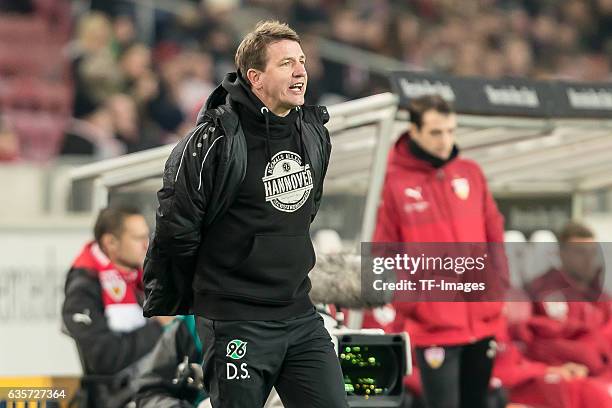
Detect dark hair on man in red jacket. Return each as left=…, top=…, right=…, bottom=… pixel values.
left=408, top=94, right=454, bottom=129
left=93, top=205, right=143, bottom=246
left=407, top=95, right=457, bottom=162
left=557, top=221, right=599, bottom=292
left=558, top=221, right=594, bottom=245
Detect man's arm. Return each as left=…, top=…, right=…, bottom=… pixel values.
left=373, top=179, right=402, bottom=243
left=480, top=170, right=505, bottom=243
left=478, top=166, right=510, bottom=294
left=372, top=179, right=416, bottom=319
left=62, top=272, right=163, bottom=375
left=311, top=127, right=331, bottom=222
left=134, top=321, right=202, bottom=408
left=143, top=122, right=221, bottom=316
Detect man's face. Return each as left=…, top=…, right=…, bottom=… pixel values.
left=411, top=110, right=457, bottom=160
left=560, top=237, right=600, bottom=285
left=106, top=215, right=150, bottom=270
left=248, top=39, right=307, bottom=116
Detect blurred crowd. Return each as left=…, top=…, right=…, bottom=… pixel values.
left=0, top=0, right=611, bottom=162
left=85, top=0, right=612, bottom=106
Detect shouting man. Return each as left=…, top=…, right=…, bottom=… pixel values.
left=143, top=21, right=347, bottom=408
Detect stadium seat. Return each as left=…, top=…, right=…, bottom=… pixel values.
left=0, top=77, right=72, bottom=117
left=504, top=230, right=529, bottom=288
left=0, top=77, right=72, bottom=116
left=529, top=230, right=558, bottom=243
left=504, top=230, right=527, bottom=243
left=0, top=43, right=69, bottom=80
left=526, top=230, right=560, bottom=283
left=32, top=0, right=72, bottom=40
left=0, top=15, right=48, bottom=44
left=4, top=110, right=67, bottom=161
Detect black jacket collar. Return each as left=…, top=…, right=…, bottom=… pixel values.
left=408, top=137, right=459, bottom=169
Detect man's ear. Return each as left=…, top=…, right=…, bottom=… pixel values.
left=246, top=68, right=263, bottom=90
left=100, top=233, right=118, bottom=254
left=410, top=123, right=420, bottom=138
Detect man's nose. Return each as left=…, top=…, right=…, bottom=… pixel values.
left=294, top=64, right=306, bottom=77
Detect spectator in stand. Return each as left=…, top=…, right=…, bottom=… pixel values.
left=70, top=12, right=118, bottom=118
left=119, top=43, right=153, bottom=93
left=174, top=50, right=216, bottom=118
left=201, top=24, right=239, bottom=82
left=0, top=116, right=20, bottom=161
left=78, top=46, right=123, bottom=105
left=60, top=101, right=125, bottom=159
left=112, top=14, right=137, bottom=55
left=119, top=42, right=186, bottom=140
left=108, top=93, right=149, bottom=154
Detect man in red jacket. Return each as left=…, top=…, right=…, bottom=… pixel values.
left=521, top=222, right=612, bottom=379
left=492, top=315, right=603, bottom=408
left=373, top=94, right=508, bottom=408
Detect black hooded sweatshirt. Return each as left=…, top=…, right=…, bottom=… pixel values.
left=193, top=73, right=316, bottom=320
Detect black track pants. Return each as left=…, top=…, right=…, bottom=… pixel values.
left=196, top=308, right=349, bottom=408
left=415, top=337, right=496, bottom=408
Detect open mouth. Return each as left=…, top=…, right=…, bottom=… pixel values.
left=289, top=82, right=304, bottom=92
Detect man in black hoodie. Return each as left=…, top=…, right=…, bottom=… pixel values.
left=143, top=21, right=347, bottom=408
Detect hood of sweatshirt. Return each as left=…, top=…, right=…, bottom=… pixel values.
left=197, top=71, right=304, bottom=162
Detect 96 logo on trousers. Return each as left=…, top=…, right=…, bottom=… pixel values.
left=226, top=339, right=247, bottom=359
left=226, top=339, right=250, bottom=380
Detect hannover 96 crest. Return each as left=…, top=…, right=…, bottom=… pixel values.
left=226, top=339, right=248, bottom=360
left=262, top=151, right=314, bottom=212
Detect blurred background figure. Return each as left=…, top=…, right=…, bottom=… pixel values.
left=497, top=221, right=612, bottom=407
left=372, top=94, right=507, bottom=408
left=519, top=222, right=612, bottom=377
left=527, top=222, right=603, bottom=301
left=59, top=99, right=125, bottom=159
left=61, top=206, right=173, bottom=407
left=70, top=12, right=120, bottom=118
left=0, top=116, right=20, bottom=161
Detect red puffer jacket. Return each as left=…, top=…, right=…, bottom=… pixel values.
left=373, top=133, right=507, bottom=347
left=495, top=317, right=612, bottom=408
left=521, top=268, right=612, bottom=376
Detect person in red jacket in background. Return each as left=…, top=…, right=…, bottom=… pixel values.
left=492, top=313, right=608, bottom=408
left=372, top=94, right=508, bottom=408
left=518, top=222, right=612, bottom=384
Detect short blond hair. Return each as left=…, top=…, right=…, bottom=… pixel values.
left=235, top=20, right=300, bottom=83
left=77, top=11, right=113, bottom=52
